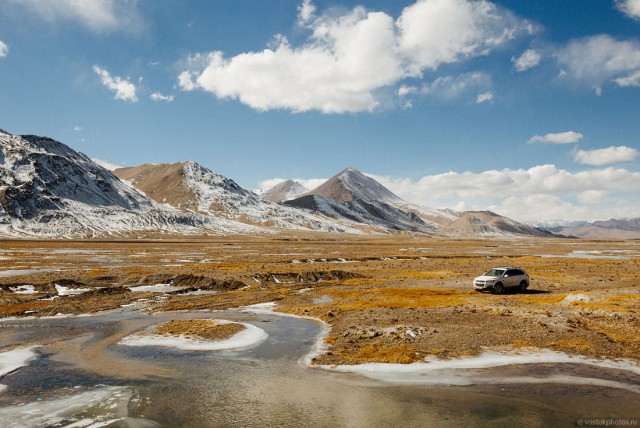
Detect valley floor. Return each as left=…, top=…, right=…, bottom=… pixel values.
left=1, top=235, right=639, bottom=364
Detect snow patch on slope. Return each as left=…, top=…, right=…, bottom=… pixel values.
left=0, top=132, right=269, bottom=238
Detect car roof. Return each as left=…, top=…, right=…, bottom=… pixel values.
left=492, top=266, right=525, bottom=270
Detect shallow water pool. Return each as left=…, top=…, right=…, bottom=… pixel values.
left=0, top=309, right=638, bottom=427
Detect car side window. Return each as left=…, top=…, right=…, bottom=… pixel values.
left=506, top=269, right=517, bottom=276
left=513, top=269, right=524, bottom=276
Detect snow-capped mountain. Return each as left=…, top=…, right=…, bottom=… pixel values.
left=285, top=167, right=440, bottom=233
left=0, top=128, right=561, bottom=239
left=260, top=180, right=307, bottom=203
left=114, top=162, right=359, bottom=233
left=442, top=211, right=556, bottom=237
left=285, top=167, right=556, bottom=237
left=0, top=130, right=264, bottom=237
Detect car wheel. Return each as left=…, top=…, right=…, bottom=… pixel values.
left=492, top=283, right=504, bottom=294
left=519, top=281, right=528, bottom=292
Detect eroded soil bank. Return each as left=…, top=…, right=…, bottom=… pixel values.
left=1, top=236, right=639, bottom=364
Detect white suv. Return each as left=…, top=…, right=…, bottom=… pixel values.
left=473, top=267, right=529, bottom=294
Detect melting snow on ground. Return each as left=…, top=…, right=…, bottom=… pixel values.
left=127, top=284, right=185, bottom=293
left=55, top=284, right=91, bottom=296
left=562, top=294, right=594, bottom=304
left=322, top=349, right=640, bottom=391
left=0, top=347, right=38, bottom=393
left=119, top=319, right=268, bottom=351
left=0, top=386, right=144, bottom=428
left=239, top=302, right=279, bottom=315
left=8, top=285, right=36, bottom=294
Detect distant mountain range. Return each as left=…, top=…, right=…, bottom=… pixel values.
left=113, top=162, right=357, bottom=233
left=2, top=128, right=634, bottom=239
left=549, top=218, right=640, bottom=239
left=283, top=167, right=556, bottom=237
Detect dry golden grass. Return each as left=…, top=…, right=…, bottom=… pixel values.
left=84, top=268, right=109, bottom=276
left=396, top=271, right=455, bottom=279
left=325, top=287, right=468, bottom=311
left=585, top=321, right=640, bottom=346
left=0, top=301, right=49, bottom=317
left=2, top=237, right=640, bottom=363
left=152, top=319, right=245, bottom=341
left=546, top=338, right=595, bottom=353
left=328, top=339, right=416, bottom=364
left=517, top=294, right=567, bottom=305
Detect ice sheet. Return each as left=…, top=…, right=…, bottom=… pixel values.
left=0, top=347, right=38, bottom=392
left=9, top=285, right=36, bottom=294
left=56, top=284, right=91, bottom=296
left=0, top=386, right=142, bottom=427
left=324, top=349, right=640, bottom=388
left=128, top=284, right=185, bottom=293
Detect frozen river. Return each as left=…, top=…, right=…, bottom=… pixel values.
left=0, top=309, right=638, bottom=427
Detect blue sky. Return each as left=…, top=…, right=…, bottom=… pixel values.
left=0, top=0, right=639, bottom=224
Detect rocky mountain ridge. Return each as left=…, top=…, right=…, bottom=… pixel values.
left=114, top=162, right=359, bottom=233
left=1, top=129, right=562, bottom=238
left=0, top=131, right=265, bottom=237
left=284, top=167, right=557, bottom=238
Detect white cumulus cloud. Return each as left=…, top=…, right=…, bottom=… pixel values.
left=395, top=0, right=526, bottom=73
left=420, top=72, right=492, bottom=101
left=6, top=0, right=143, bottom=34
left=263, top=165, right=640, bottom=223
left=512, top=49, right=541, bottom=72
left=614, top=70, right=640, bottom=87
left=556, top=35, right=640, bottom=92
left=0, top=40, right=8, bottom=58
left=179, top=0, right=530, bottom=113
left=616, top=0, right=640, bottom=19
left=397, top=85, right=418, bottom=97
left=572, top=146, right=638, bottom=166
left=93, top=65, right=138, bottom=103
left=150, top=92, right=175, bottom=103
left=297, top=0, right=316, bottom=25
left=577, top=190, right=608, bottom=204
left=368, top=165, right=640, bottom=223
left=476, top=91, right=494, bottom=104
left=528, top=131, right=583, bottom=144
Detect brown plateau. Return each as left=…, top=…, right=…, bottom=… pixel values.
left=1, top=235, right=638, bottom=365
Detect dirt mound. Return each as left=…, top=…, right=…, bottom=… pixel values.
left=131, top=274, right=174, bottom=285
left=49, top=279, right=86, bottom=287
left=172, top=275, right=246, bottom=291
left=77, top=286, right=131, bottom=297
left=94, top=275, right=118, bottom=283
left=254, top=269, right=365, bottom=284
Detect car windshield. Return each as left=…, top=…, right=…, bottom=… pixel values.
left=484, top=269, right=506, bottom=277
